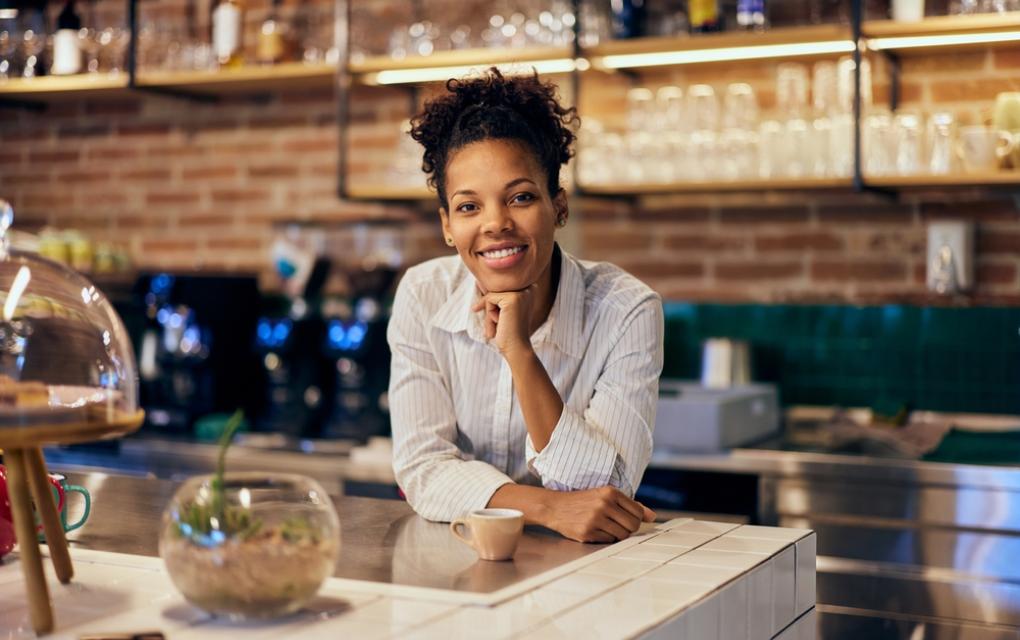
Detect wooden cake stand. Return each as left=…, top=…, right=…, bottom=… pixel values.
left=0, top=404, right=144, bottom=635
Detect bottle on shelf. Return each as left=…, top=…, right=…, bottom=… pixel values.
left=737, top=0, right=767, bottom=31
left=256, top=0, right=286, bottom=65
left=689, top=0, right=723, bottom=33
left=212, top=0, right=244, bottom=68
left=51, top=0, right=82, bottom=75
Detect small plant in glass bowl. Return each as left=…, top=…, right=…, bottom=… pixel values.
left=159, top=412, right=341, bottom=619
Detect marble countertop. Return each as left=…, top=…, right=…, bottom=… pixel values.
left=0, top=472, right=817, bottom=638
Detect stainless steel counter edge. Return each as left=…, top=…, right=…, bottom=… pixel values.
left=649, top=447, right=1020, bottom=491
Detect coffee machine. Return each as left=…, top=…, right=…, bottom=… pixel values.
left=254, top=223, right=401, bottom=441
left=135, top=273, right=265, bottom=434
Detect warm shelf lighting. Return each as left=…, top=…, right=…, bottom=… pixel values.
left=597, top=40, right=855, bottom=69
left=868, top=30, right=1020, bottom=50
left=365, top=58, right=577, bottom=85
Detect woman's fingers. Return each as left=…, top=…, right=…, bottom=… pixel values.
left=605, top=504, right=642, bottom=534
left=642, top=505, right=657, bottom=522
left=615, top=494, right=645, bottom=521
left=597, top=516, right=632, bottom=541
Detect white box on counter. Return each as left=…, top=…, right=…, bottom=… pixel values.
left=653, top=380, right=780, bottom=452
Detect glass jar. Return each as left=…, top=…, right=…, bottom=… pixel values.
left=159, top=472, right=340, bottom=619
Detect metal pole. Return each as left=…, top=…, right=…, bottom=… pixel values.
left=335, top=0, right=351, bottom=199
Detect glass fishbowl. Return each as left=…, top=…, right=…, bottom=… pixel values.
left=159, top=472, right=341, bottom=619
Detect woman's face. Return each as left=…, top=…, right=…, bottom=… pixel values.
left=440, top=138, right=567, bottom=294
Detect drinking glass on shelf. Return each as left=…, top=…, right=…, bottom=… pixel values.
left=723, top=83, right=759, bottom=131
left=864, top=109, right=895, bottom=176
left=836, top=55, right=872, bottom=115
left=927, top=111, right=957, bottom=175
left=656, top=86, right=684, bottom=132
left=810, top=116, right=833, bottom=177
left=829, top=113, right=854, bottom=177
left=626, top=87, right=655, bottom=132
left=812, top=61, right=838, bottom=116
left=297, top=3, right=336, bottom=64
left=0, top=15, right=18, bottom=80
left=776, top=63, right=810, bottom=119
left=759, top=120, right=785, bottom=179
left=894, top=110, right=924, bottom=175
left=19, top=10, right=46, bottom=78
left=719, top=128, right=758, bottom=180
left=687, top=84, right=719, bottom=133
left=784, top=118, right=811, bottom=177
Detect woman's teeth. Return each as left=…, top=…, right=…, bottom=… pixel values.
left=481, top=246, right=524, bottom=259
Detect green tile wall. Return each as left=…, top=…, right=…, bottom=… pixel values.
left=663, top=303, right=1020, bottom=415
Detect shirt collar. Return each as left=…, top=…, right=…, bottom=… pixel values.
left=430, top=245, right=587, bottom=359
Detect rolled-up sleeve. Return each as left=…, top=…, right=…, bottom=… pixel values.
left=525, top=296, right=664, bottom=497
left=388, top=279, right=513, bottom=522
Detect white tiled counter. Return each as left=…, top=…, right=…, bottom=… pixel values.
left=0, top=518, right=815, bottom=639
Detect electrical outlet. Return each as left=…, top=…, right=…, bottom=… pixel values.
left=926, top=221, right=974, bottom=293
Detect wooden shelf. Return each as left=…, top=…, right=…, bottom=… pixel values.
left=584, top=24, right=853, bottom=70
left=135, top=62, right=336, bottom=95
left=864, top=12, right=1020, bottom=38
left=587, top=24, right=850, bottom=56
left=344, top=184, right=434, bottom=200
left=579, top=177, right=855, bottom=195
left=349, top=46, right=573, bottom=75
left=865, top=172, right=1020, bottom=188
left=863, top=13, right=1020, bottom=53
left=0, top=74, right=130, bottom=102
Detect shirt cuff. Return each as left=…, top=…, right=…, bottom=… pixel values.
left=458, top=461, right=516, bottom=516
left=525, top=406, right=617, bottom=491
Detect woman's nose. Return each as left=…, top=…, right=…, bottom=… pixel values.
left=480, top=205, right=513, bottom=233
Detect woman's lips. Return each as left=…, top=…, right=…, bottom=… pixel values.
left=478, top=244, right=528, bottom=269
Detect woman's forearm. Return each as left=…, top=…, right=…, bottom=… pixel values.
left=505, top=349, right=563, bottom=452
left=487, top=483, right=554, bottom=526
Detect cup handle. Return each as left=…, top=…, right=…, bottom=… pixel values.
left=450, top=519, right=473, bottom=549
left=37, top=482, right=65, bottom=533
left=997, top=131, right=1018, bottom=158
left=62, top=484, right=91, bottom=532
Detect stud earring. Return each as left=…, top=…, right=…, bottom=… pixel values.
left=555, top=217, right=566, bottom=228
left=445, top=237, right=455, bottom=246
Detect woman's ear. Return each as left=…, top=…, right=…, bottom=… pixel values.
left=553, top=189, right=569, bottom=227
left=439, top=207, right=455, bottom=248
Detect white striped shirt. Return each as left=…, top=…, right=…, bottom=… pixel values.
left=387, top=247, right=664, bottom=522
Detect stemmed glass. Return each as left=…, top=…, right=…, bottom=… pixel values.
left=0, top=13, right=18, bottom=80
left=19, top=10, right=46, bottom=79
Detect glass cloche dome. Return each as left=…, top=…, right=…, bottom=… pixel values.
left=0, top=200, right=141, bottom=444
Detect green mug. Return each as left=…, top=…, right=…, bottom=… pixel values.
left=43, top=473, right=91, bottom=537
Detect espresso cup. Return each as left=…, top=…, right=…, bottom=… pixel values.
left=0, top=466, right=90, bottom=558
left=450, top=508, right=524, bottom=561
left=957, top=126, right=1017, bottom=172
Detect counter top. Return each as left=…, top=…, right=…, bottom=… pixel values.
left=1, top=472, right=816, bottom=639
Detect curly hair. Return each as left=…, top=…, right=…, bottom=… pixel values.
left=409, top=67, right=579, bottom=209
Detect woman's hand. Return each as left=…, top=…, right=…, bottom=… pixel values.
left=543, top=486, right=657, bottom=543
left=471, top=285, right=538, bottom=359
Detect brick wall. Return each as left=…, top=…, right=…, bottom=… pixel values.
left=2, top=5, right=1020, bottom=304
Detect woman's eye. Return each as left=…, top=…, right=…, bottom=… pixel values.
left=510, top=192, right=535, bottom=205
left=456, top=202, right=478, bottom=213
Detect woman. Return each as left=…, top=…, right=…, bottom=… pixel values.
left=388, top=68, right=664, bottom=543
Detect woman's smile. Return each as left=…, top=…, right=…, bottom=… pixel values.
left=477, top=242, right=529, bottom=269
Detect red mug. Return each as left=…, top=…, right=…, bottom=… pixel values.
left=0, top=464, right=66, bottom=559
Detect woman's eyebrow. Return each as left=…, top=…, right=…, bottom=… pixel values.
left=504, top=178, right=536, bottom=190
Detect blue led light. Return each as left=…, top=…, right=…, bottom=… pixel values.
left=151, top=273, right=174, bottom=295
left=347, top=321, right=367, bottom=349
left=328, top=322, right=346, bottom=348
left=156, top=307, right=171, bottom=325
left=272, top=320, right=291, bottom=345
left=256, top=320, right=272, bottom=344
